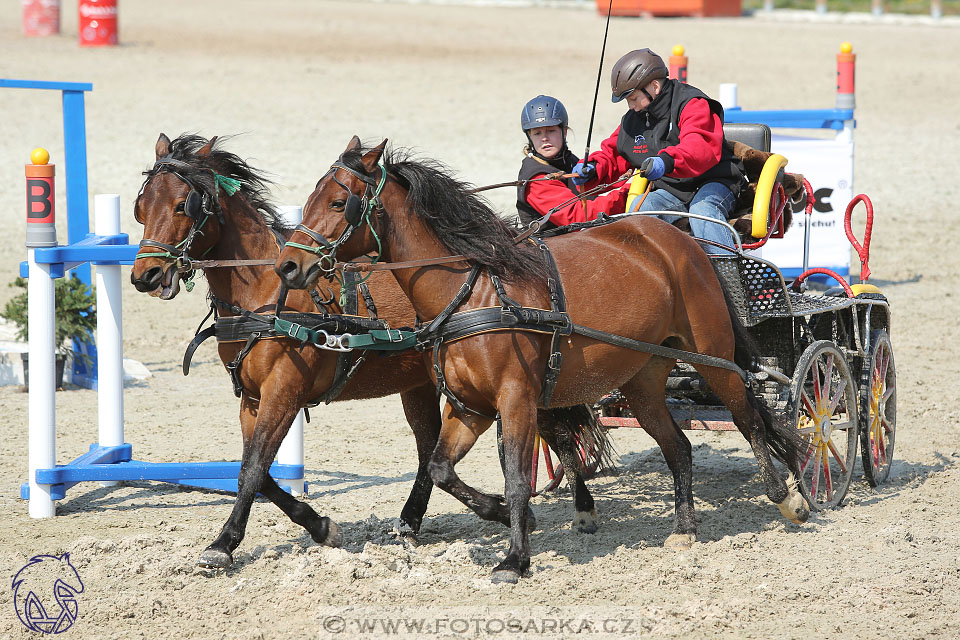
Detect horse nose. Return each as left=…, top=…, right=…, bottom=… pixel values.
left=131, top=265, right=163, bottom=292
left=275, top=259, right=301, bottom=285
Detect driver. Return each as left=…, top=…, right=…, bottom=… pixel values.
left=572, top=48, right=747, bottom=254
left=516, top=94, right=629, bottom=230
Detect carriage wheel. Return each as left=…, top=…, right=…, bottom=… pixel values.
left=789, top=340, right=859, bottom=510
left=859, top=330, right=896, bottom=487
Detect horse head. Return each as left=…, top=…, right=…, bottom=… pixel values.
left=130, top=133, right=232, bottom=299
left=275, top=136, right=388, bottom=290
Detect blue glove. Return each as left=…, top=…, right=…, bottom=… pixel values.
left=640, top=156, right=666, bottom=181
left=571, top=161, right=597, bottom=186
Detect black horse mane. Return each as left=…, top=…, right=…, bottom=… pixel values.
left=339, top=146, right=548, bottom=282
left=139, top=133, right=281, bottom=230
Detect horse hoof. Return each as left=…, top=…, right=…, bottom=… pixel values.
left=393, top=521, right=419, bottom=547
left=664, top=533, right=696, bottom=550
left=197, top=548, right=233, bottom=570
left=778, top=495, right=810, bottom=524
left=491, top=569, right=521, bottom=585
left=778, top=473, right=810, bottom=524
left=323, top=520, right=344, bottom=547
left=574, top=509, right=598, bottom=534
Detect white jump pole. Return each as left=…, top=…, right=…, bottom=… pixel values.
left=95, top=194, right=124, bottom=486
left=25, top=149, right=58, bottom=518
left=274, top=204, right=305, bottom=496
left=27, top=251, right=57, bottom=518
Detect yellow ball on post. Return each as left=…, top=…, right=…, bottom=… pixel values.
left=31, top=147, right=50, bottom=165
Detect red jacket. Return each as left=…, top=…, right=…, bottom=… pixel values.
left=523, top=177, right=630, bottom=226
left=587, top=97, right=725, bottom=186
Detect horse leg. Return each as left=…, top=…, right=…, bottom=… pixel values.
left=620, top=359, right=698, bottom=550
left=537, top=409, right=598, bottom=534
left=695, top=366, right=809, bottom=524
left=490, top=391, right=539, bottom=583
left=257, top=475, right=343, bottom=547
left=395, top=383, right=442, bottom=542
left=198, top=394, right=340, bottom=569
left=426, top=407, right=513, bottom=529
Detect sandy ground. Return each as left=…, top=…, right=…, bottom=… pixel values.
left=2, top=1, right=960, bottom=638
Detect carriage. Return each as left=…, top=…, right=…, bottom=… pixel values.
left=527, top=123, right=896, bottom=513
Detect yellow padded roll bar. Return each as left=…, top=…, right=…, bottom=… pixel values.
left=625, top=175, right=649, bottom=212
left=752, top=153, right=789, bottom=238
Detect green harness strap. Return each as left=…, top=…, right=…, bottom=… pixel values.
left=345, top=329, right=417, bottom=351
left=272, top=317, right=417, bottom=352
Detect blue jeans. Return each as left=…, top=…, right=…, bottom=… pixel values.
left=633, top=182, right=736, bottom=255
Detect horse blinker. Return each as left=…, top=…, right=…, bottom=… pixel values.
left=344, top=193, right=364, bottom=227
left=185, top=190, right=203, bottom=220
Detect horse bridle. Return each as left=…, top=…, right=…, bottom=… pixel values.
left=284, top=159, right=387, bottom=273
left=135, top=156, right=234, bottom=276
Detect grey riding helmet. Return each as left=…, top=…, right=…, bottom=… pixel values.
left=610, top=49, right=668, bottom=103
left=520, top=95, right=569, bottom=131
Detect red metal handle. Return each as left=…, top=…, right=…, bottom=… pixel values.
left=844, top=194, right=873, bottom=282
left=792, top=267, right=854, bottom=297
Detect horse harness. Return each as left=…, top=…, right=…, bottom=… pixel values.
left=405, top=236, right=752, bottom=420
left=412, top=239, right=571, bottom=419
left=182, top=269, right=396, bottom=408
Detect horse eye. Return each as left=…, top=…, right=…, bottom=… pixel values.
left=175, top=201, right=186, bottom=213
left=330, top=199, right=346, bottom=210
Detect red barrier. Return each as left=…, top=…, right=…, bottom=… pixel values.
left=22, top=0, right=60, bottom=36
left=78, top=0, right=117, bottom=47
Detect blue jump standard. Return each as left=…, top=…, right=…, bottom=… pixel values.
left=20, top=444, right=306, bottom=500
left=19, top=233, right=307, bottom=501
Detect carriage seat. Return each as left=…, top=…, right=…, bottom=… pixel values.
left=723, top=123, right=805, bottom=240
left=625, top=123, right=806, bottom=242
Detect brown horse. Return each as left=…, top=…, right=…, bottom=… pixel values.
left=130, top=134, right=605, bottom=570
left=275, top=138, right=811, bottom=583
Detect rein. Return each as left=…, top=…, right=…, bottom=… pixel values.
left=329, top=169, right=633, bottom=274
left=468, top=171, right=574, bottom=194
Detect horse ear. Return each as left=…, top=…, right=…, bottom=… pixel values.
left=155, top=133, right=171, bottom=160
left=361, top=139, right=387, bottom=173
left=197, top=136, right=218, bottom=158
left=344, top=135, right=362, bottom=153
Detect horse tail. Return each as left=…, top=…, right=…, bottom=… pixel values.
left=722, top=290, right=806, bottom=475
left=537, top=405, right=617, bottom=475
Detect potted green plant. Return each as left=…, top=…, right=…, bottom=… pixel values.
left=1, top=275, right=97, bottom=390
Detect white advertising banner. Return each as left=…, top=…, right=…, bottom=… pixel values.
left=757, top=134, right=854, bottom=279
